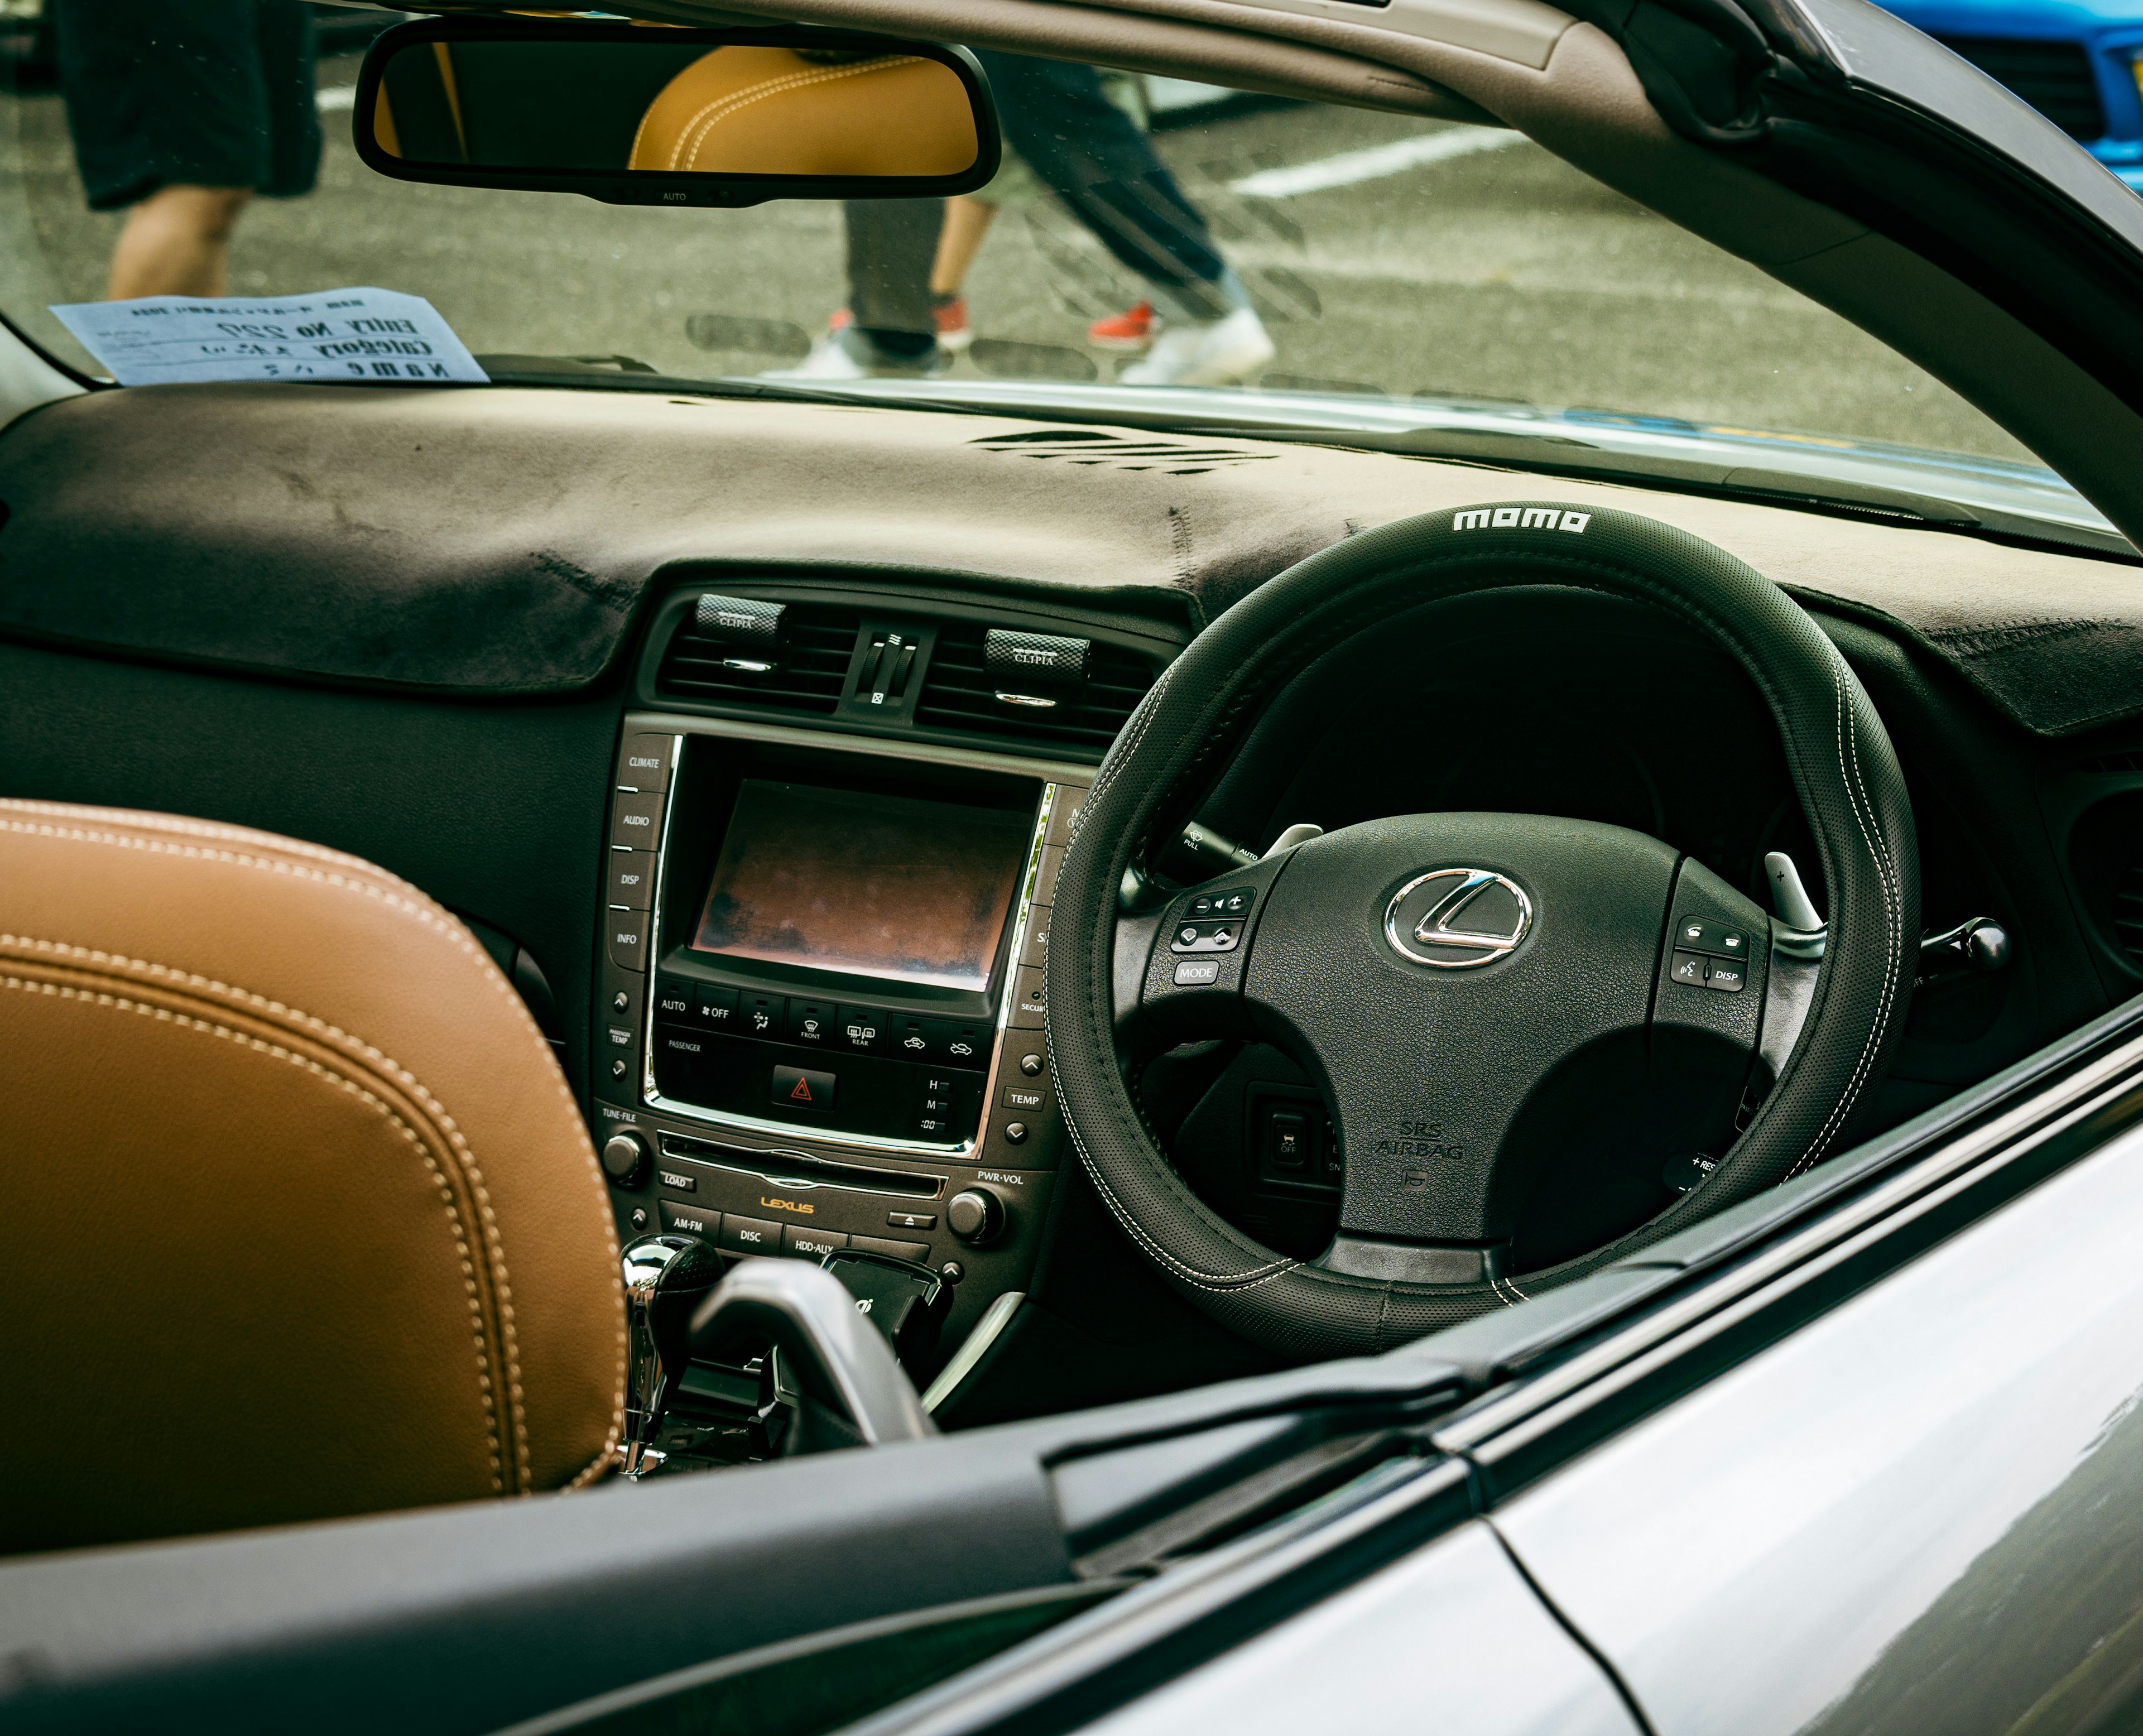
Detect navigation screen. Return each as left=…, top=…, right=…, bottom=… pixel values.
left=690, top=781, right=1030, bottom=990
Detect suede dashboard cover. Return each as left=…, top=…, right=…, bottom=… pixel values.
left=0, top=381, right=2132, bottom=735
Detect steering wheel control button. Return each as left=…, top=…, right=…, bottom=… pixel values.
left=1384, top=868, right=1532, bottom=968
left=1675, top=917, right=1751, bottom=959
left=770, top=1064, right=836, bottom=1112
left=783, top=1225, right=849, bottom=1260
left=609, top=791, right=665, bottom=849
left=1188, top=888, right=1255, bottom=919
left=1173, top=958, right=1222, bottom=986
left=660, top=1201, right=720, bottom=1239
left=718, top=1215, right=779, bottom=1257
left=1170, top=919, right=1241, bottom=953
left=602, top=1131, right=650, bottom=1185
left=1706, top=960, right=1747, bottom=993
left=606, top=910, right=649, bottom=973
left=1670, top=950, right=1708, bottom=986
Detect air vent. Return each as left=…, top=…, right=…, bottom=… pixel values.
left=2079, top=751, right=2143, bottom=775
left=916, top=624, right=1160, bottom=754
left=1935, top=35, right=2106, bottom=140
left=655, top=602, right=859, bottom=714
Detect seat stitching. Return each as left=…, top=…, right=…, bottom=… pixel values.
left=0, top=922, right=537, bottom=1489
left=4, top=811, right=629, bottom=1475
left=0, top=800, right=405, bottom=880
left=1, top=969, right=505, bottom=1494
left=667, top=61, right=924, bottom=173
left=0, top=820, right=622, bottom=1494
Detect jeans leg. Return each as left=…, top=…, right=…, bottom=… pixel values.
left=844, top=197, right=943, bottom=355
left=973, top=51, right=1237, bottom=318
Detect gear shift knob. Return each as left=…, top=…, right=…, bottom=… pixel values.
left=619, top=1234, right=723, bottom=1475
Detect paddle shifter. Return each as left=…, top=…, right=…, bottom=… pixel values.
left=619, top=1233, right=723, bottom=1477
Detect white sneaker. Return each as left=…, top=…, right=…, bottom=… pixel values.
left=1118, top=306, right=1275, bottom=387
left=763, top=328, right=948, bottom=381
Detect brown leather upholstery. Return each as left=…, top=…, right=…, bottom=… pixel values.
left=0, top=801, right=626, bottom=1556
left=628, top=47, right=978, bottom=177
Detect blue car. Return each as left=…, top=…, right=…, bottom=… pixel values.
left=1883, top=0, right=2143, bottom=184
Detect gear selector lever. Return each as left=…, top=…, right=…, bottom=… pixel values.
left=619, top=1234, right=723, bottom=1477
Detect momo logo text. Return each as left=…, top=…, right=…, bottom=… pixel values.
left=1453, top=507, right=1591, bottom=532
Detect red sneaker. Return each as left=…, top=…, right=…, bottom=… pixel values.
left=1089, top=299, right=1158, bottom=352
left=828, top=301, right=970, bottom=352
left=933, top=295, right=972, bottom=353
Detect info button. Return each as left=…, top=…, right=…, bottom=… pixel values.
left=771, top=1064, right=836, bottom=1112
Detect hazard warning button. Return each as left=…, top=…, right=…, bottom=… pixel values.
left=770, top=1064, right=837, bottom=1113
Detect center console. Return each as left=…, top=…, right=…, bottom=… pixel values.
left=590, top=710, right=1090, bottom=1394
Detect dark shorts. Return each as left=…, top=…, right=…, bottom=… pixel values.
left=55, top=0, right=321, bottom=210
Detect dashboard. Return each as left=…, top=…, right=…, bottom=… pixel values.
left=3, top=382, right=2141, bottom=1421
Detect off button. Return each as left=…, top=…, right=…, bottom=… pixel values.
left=771, top=1064, right=836, bottom=1112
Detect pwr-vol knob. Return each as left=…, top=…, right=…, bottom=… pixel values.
left=946, top=1186, right=1007, bottom=1246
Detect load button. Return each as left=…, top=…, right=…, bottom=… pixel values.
left=770, top=1064, right=837, bottom=1111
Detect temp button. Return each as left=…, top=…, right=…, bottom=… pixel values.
left=770, top=1064, right=836, bottom=1112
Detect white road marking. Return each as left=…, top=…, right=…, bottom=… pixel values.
left=317, top=85, right=357, bottom=112
left=1229, top=127, right=1525, bottom=198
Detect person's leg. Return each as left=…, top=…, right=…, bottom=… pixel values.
left=105, top=184, right=252, bottom=297
left=971, top=52, right=1236, bottom=320
left=930, top=195, right=998, bottom=297
left=845, top=196, right=943, bottom=353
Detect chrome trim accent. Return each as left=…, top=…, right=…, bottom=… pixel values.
left=627, top=708, right=1093, bottom=786
left=995, top=691, right=1059, bottom=708
left=1384, top=868, right=1533, bottom=969
left=630, top=713, right=1079, bottom=1161
left=657, top=1139, right=946, bottom=1202
left=921, top=1290, right=1026, bottom=1412
left=1263, top=821, right=1324, bottom=859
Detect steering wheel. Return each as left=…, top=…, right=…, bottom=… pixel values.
left=1045, top=503, right=1919, bottom=1359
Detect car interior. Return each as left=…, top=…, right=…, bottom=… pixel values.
left=11, top=0, right=2143, bottom=1725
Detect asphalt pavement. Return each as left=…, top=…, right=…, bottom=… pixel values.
left=0, top=54, right=2027, bottom=460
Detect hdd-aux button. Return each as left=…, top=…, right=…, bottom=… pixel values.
left=771, top=1064, right=836, bottom=1112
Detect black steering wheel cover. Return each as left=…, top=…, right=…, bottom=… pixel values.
left=1045, top=503, right=1919, bottom=1360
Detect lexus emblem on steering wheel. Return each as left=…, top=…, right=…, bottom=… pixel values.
left=1385, top=868, right=1534, bottom=969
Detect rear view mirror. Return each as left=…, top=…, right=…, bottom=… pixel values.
left=354, top=20, right=1000, bottom=207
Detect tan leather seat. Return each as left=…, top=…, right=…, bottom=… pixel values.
left=628, top=46, right=979, bottom=177
left=0, top=801, right=626, bottom=1556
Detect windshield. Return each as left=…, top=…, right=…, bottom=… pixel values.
left=0, top=5, right=2088, bottom=528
